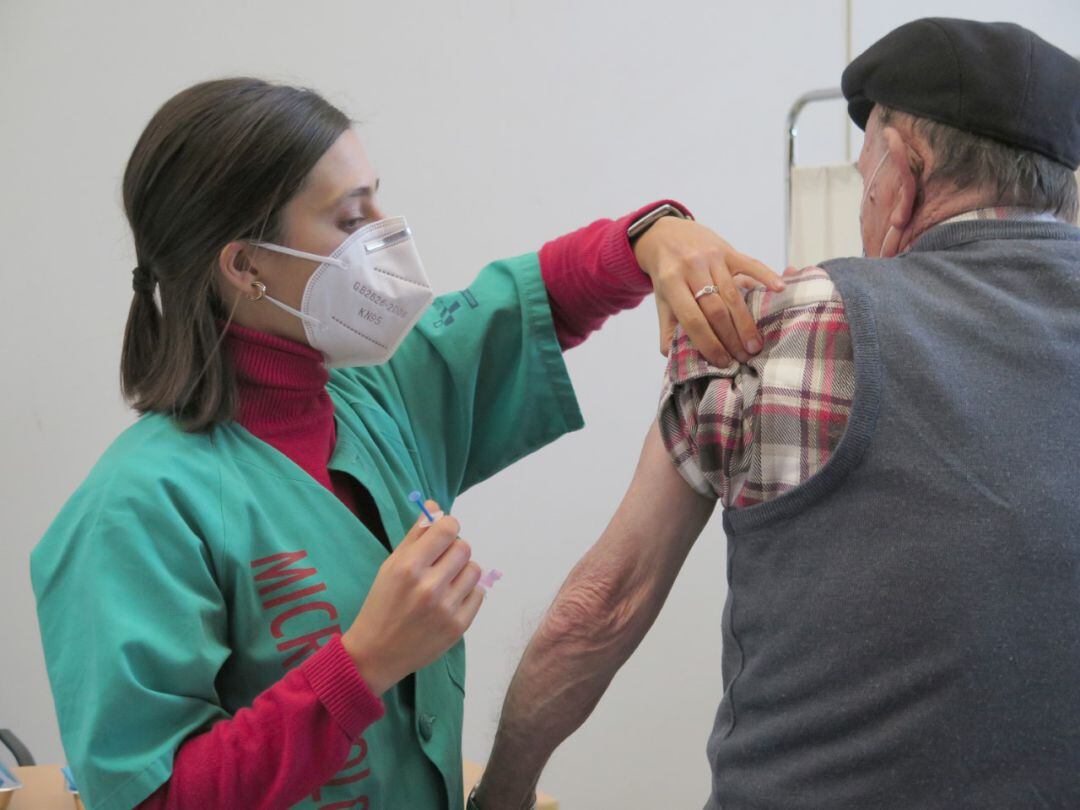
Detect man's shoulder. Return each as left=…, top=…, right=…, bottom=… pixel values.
left=745, top=265, right=843, bottom=323
left=664, top=266, right=849, bottom=388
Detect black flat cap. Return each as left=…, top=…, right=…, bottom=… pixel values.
left=842, top=18, right=1080, bottom=170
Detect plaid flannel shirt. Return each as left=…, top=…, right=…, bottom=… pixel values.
left=658, top=207, right=1060, bottom=507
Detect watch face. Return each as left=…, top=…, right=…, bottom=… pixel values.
left=629, top=204, right=682, bottom=242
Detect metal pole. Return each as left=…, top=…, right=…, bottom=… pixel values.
left=785, top=88, right=844, bottom=265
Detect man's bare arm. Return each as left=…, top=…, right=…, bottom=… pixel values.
left=473, top=423, right=716, bottom=808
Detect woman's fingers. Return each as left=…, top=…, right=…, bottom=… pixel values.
left=660, top=253, right=772, bottom=364
left=728, top=251, right=787, bottom=291
left=398, top=501, right=483, bottom=607
left=431, top=537, right=473, bottom=582
left=447, top=561, right=483, bottom=605
left=638, top=217, right=779, bottom=361
left=405, top=511, right=461, bottom=568
left=705, top=259, right=761, bottom=360
left=455, top=586, right=486, bottom=631
left=400, top=500, right=444, bottom=542
left=665, top=268, right=732, bottom=366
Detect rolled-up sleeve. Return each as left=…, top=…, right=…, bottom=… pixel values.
left=657, top=268, right=854, bottom=508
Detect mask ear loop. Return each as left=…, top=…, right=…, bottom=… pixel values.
left=861, top=151, right=890, bottom=206
left=247, top=243, right=333, bottom=329
left=246, top=277, right=324, bottom=328
left=251, top=241, right=348, bottom=270
left=878, top=225, right=896, bottom=259
left=860, top=150, right=892, bottom=257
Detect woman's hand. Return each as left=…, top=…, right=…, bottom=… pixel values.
left=342, top=501, right=484, bottom=696
left=633, top=217, right=785, bottom=366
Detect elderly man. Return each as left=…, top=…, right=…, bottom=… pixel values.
left=469, top=18, right=1080, bottom=810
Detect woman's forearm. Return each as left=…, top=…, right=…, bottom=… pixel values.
left=137, top=635, right=383, bottom=810
left=538, top=201, right=691, bottom=349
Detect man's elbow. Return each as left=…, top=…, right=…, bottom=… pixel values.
left=535, top=572, right=646, bottom=658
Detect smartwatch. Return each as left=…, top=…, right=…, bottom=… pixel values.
left=626, top=202, right=688, bottom=245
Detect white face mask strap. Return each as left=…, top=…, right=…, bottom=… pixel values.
left=261, top=291, right=323, bottom=328
left=251, top=241, right=346, bottom=270
left=860, top=150, right=894, bottom=258
left=862, top=150, right=890, bottom=204
left=878, top=225, right=895, bottom=259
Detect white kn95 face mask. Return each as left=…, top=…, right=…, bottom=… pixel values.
left=253, top=216, right=434, bottom=367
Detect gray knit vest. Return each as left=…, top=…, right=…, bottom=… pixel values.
left=705, top=219, right=1080, bottom=809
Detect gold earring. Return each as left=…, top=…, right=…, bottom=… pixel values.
left=247, top=281, right=267, bottom=302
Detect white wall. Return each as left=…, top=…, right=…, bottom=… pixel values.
left=2, top=2, right=1077, bottom=807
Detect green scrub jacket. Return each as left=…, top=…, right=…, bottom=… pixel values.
left=31, top=254, right=584, bottom=810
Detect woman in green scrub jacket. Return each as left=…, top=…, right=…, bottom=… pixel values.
left=31, top=78, right=775, bottom=810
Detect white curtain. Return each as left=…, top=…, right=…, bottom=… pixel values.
left=788, top=163, right=863, bottom=268
left=788, top=163, right=1080, bottom=269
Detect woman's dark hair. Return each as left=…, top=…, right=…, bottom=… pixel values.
left=120, top=77, right=350, bottom=431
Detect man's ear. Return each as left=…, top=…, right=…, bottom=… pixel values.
left=217, top=241, right=259, bottom=298
left=882, top=126, right=918, bottom=233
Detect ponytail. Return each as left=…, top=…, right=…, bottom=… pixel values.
left=120, top=261, right=237, bottom=432
left=120, top=265, right=163, bottom=410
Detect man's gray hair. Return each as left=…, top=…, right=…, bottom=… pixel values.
left=880, top=106, right=1079, bottom=223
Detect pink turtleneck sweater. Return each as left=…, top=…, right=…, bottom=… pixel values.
left=137, top=201, right=688, bottom=810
